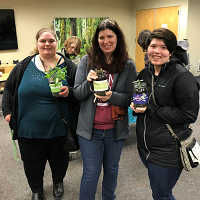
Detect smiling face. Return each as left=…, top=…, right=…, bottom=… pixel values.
left=37, top=32, right=57, bottom=58
left=98, top=29, right=117, bottom=59
left=147, top=38, right=171, bottom=68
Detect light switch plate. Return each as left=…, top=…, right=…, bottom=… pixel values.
left=198, top=61, right=200, bottom=71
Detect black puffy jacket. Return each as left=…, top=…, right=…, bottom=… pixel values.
left=135, top=59, right=199, bottom=169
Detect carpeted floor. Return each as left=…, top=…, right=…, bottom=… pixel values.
left=1, top=88, right=200, bottom=200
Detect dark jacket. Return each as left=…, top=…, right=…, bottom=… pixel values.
left=58, top=47, right=80, bottom=66
left=135, top=59, right=199, bottom=169
left=2, top=53, right=80, bottom=140
left=59, top=47, right=70, bottom=59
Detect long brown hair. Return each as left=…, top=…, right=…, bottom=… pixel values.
left=88, top=18, right=129, bottom=74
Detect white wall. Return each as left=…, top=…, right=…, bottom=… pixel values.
left=1, top=0, right=199, bottom=76
left=0, top=0, right=133, bottom=64
left=187, top=0, right=200, bottom=76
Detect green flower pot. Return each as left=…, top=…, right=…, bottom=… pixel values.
left=49, top=81, right=63, bottom=97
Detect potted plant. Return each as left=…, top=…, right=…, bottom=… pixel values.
left=93, top=68, right=109, bottom=96
left=133, top=79, right=148, bottom=108
left=44, top=61, right=67, bottom=97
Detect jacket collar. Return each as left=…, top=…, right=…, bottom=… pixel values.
left=149, top=59, right=182, bottom=75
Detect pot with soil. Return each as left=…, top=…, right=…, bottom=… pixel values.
left=133, top=79, right=148, bottom=108
left=49, top=81, right=63, bottom=97
left=93, top=69, right=109, bottom=96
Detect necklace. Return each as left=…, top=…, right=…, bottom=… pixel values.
left=39, top=56, right=46, bottom=72
left=39, top=56, right=62, bottom=71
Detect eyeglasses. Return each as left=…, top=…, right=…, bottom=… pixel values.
left=69, top=44, right=77, bottom=51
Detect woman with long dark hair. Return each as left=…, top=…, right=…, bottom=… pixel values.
left=74, top=18, right=137, bottom=200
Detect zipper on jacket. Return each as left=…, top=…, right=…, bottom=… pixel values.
left=143, top=113, right=151, bottom=160
left=144, top=70, right=157, bottom=160
left=144, top=63, right=168, bottom=160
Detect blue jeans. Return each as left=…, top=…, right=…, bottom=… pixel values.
left=139, top=153, right=182, bottom=200
left=78, top=128, right=125, bottom=200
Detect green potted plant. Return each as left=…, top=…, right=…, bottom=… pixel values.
left=44, top=61, right=67, bottom=97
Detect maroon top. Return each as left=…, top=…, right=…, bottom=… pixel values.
left=93, top=73, right=115, bottom=129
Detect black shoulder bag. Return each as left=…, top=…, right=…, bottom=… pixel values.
left=55, top=97, right=79, bottom=152
left=151, top=74, right=200, bottom=171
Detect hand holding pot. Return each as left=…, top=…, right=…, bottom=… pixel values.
left=130, top=102, right=146, bottom=113
left=87, top=70, right=98, bottom=82
left=94, top=91, right=112, bottom=102
left=59, top=86, right=69, bottom=97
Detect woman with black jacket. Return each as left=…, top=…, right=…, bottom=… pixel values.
left=130, top=28, right=199, bottom=200
left=2, top=28, right=79, bottom=200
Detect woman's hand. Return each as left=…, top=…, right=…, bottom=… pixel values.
left=5, top=114, right=11, bottom=123
left=87, top=70, right=98, bottom=82
left=94, top=91, right=112, bottom=102
left=130, top=102, right=147, bottom=113
left=59, top=86, right=69, bottom=97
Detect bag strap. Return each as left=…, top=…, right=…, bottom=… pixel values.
left=112, top=73, right=121, bottom=92
left=166, top=124, right=180, bottom=141
left=54, top=97, right=68, bottom=128
left=151, top=74, right=180, bottom=141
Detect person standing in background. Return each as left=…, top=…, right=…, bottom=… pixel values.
left=74, top=18, right=137, bottom=200
left=137, top=29, right=151, bottom=67
left=59, top=36, right=82, bottom=65
left=59, top=36, right=82, bottom=160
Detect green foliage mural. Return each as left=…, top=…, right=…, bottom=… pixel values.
left=54, top=17, right=107, bottom=58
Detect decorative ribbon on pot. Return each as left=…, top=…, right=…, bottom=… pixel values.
left=49, top=81, right=63, bottom=93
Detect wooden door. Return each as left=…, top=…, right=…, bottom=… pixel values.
left=155, top=6, right=179, bottom=36
left=135, top=9, right=155, bottom=72
left=135, top=6, right=179, bottom=72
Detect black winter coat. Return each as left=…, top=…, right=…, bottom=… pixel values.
left=135, top=59, right=199, bottom=169
left=2, top=53, right=80, bottom=140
